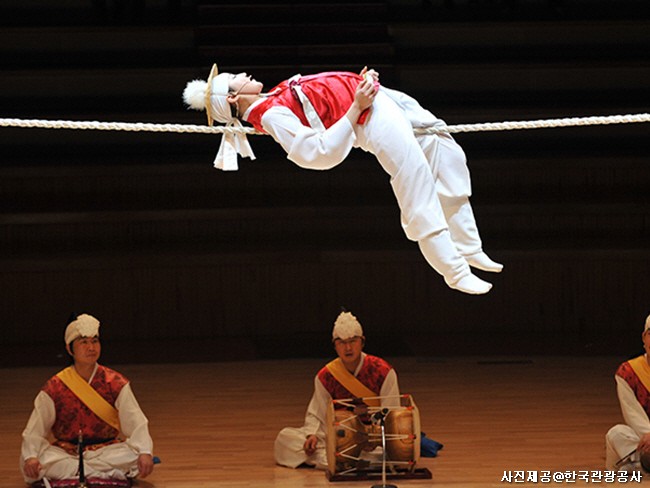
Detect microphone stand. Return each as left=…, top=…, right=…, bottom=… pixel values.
left=77, top=431, right=87, bottom=488
left=371, top=408, right=397, bottom=488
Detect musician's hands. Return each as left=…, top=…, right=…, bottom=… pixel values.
left=137, top=453, right=154, bottom=478
left=23, top=457, right=42, bottom=479
left=303, top=434, right=319, bottom=456
left=638, top=433, right=650, bottom=454
left=353, top=404, right=368, bottom=416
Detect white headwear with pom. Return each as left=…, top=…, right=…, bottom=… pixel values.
left=182, top=64, right=255, bottom=170
left=65, top=314, right=100, bottom=345
left=332, top=311, right=364, bottom=341
left=182, top=80, right=209, bottom=112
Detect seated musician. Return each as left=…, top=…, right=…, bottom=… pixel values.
left=274, top=311, right=441, bottom=469
left=20, top=314, right=155, bottom=486
left=606, top=313, right=650, bottom=472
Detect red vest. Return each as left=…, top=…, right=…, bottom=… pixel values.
left=246, top=72, right=372, bottom=133
left=317, top=354, right=392, bottom=404
left=42, top=365, right=128, bottom=444
left=617, top=360, right=650, bottom=416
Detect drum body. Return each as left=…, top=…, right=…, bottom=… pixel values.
left=326, top=409, right=365, bottom=471
left=385, top=408, right=419, bottom=463
left=326, top=394, right=421, bottom=474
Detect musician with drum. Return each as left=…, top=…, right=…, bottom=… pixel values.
left=274, top=311, right=436, bottom=470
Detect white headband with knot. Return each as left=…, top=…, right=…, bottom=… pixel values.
left=332, top=311, right=364, bottom=341
left=65, top=314, right=100, bottom=345
left=182, top=64, right=255, bottom=171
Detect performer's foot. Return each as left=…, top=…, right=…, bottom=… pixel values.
left=418, top=231, right=493, bottom=295
left=448, top=273, right=492, bottom=295
left=465, top=252, right=503, bottom=273
left=616, top=460, right=641, bottom=473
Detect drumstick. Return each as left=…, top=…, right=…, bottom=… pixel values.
left=615, top=448, right=637, bottom=468
left=77, top=430, right=87, bottom=488
left=334, top=394, right=409, bottom=403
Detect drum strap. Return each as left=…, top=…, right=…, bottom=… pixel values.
left=629, top=356, right=650, bottom=393
left=326, top=359, right=381, bottom=406
left=56, top=366, right=121, bottom=431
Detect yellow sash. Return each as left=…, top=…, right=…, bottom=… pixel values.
left=628, top=356, right=650, bottom=393
left=326, top=358, right=380, bottom=407
left=56, top=366, right=121, bottom=431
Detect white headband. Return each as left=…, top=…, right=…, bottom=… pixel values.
left=182, top=64, right=255, bottom=171
left=332, top=312, right=364, bottom=341
left=207, top=73, right=234, bottom=124
left=65, top=314, right=100, bottom=345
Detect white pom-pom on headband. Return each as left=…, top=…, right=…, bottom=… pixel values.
left=183, top=64, right=233, bottom=126
left=182, top=79, right=208, bottom=111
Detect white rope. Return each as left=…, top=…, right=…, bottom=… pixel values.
left=0, top=112, right=648, bottom=135
left=0, top=118, right=260, bottom=135
left=415, top=112, right=650, bottom=134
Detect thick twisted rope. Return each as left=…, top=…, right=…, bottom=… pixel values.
left=0, top=118, right=253, bottom=135
left=0, top=113, right=648, bottom=135
left=419, top=113, right=650, bottom=134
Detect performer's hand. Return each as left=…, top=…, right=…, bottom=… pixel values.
left=354, top=76, right=377, bottom=112
left=361, top=441, right=378, bottom=452
left=360, top=66, right=379, bottom=82
left=303, top=435, right=319, bottom=456
left=23, top=457, right=41, bottom=479
left=639, top=433, right=650, bottom=453
left=353, top=404, right=369, bottom=416
left=346, top=72, right=377, bottom=125
left=137, top=453, right=154, bottom=478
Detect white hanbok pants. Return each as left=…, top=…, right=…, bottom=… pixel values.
left=274, top=426, right=389, bottom=470
left=606, top=424, right=641, bottom=469
left=274, top=427, right=328, bottom=469
left=21, top=442, right=140, bottom=483
left=354, top=88, right=484, bottom=257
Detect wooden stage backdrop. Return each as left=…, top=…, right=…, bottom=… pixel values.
left=0, top=355, right=635, bottom=487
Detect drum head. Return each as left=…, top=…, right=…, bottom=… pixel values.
left=385, top=409, right=416, bottom=462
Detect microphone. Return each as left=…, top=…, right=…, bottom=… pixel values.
left=371, top=408, right=389, bottom=425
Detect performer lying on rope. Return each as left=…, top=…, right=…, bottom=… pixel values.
left=183, top=65, right=502, bottom=294
left=20, top=314, right=155, bottom=487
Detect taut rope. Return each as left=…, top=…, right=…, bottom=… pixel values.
left=0, top=113, right=648, bottom=135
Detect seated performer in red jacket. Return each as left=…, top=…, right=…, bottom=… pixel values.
left=273, top=311, right=401, bottom=469
left=183, top=65, right=502, bottom=295
left=20, top=314, right=155, bottom=486
left=273, top=310, right=442, bottom=470
left=606, top=313, right=650, bottom=473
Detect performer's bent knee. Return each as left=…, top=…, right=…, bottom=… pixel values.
left=607, top=424, right=638, bottom=442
